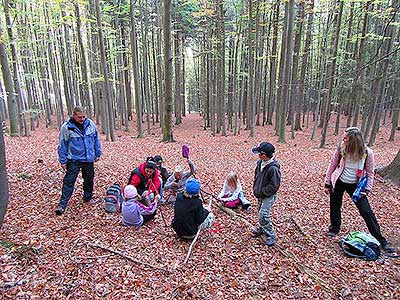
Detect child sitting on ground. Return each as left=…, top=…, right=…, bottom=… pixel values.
left=217, top=172, right=251, bottom=210
left=122, top=185, right=143, bottom=227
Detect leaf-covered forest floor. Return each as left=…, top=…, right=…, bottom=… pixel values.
left=1, top=114, right=399, bottom=299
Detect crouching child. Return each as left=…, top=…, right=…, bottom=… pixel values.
left=122, top=185, right=143, bottom=227
left=218, top=172, right=251, bottom=210
left=172, top=178, right=214, bottom=240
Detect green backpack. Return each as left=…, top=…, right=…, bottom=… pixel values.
left=339, top=231, right=381, bottom=261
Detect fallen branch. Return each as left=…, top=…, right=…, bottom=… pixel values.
left=88, top=243, right=171, bottom=273
left=184, top=229, right=201, bottom=264
left=290, top=215, right=309, bottom=237
left=69, top=238, right=112, bottom=264
left=275, top=245, right=332, bottom=294
left=211, top=197, right=333, bottom=295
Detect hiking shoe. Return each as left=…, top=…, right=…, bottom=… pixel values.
left=382, top=243, right=396, bottom=253
left=55, top=206, right=65, bottom=216
left=242, top=204, right=251, bottom=211
left=83, top=197, right=98, bottom=204
left=327, top=231, right=338, bottom=237
left=251, top=227, right=263, bottom=238
left=265, top=238, right=276, bottom=247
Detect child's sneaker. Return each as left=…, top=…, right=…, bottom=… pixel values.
left=55, top=206, right=65, bottom=216
left=251, top=226, right=263, bottom=237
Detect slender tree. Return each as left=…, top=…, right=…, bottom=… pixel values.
left=0, top=29, right=18, bottom=136
left=162, top=0, right=174, bottom=141
left=95, top=0, right=115, bottom=141
left=0, top=113, right=8, bottom=227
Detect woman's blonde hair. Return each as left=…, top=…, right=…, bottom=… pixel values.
left=342, top=127, right=366, bottom=161
left=226, top=172, right=238, bottom=190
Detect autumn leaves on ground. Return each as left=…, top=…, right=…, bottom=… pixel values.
left=1, top=115, right=399, bottom=299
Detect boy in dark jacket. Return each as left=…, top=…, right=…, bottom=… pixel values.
left=251, top=142, right=281, bottom=246
left=172, top=178, right=214, bottom=240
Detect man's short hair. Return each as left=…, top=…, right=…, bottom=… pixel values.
left=73, top=106, right=86, bottom=114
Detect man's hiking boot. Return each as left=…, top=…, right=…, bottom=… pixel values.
left=382, top=243, right=396, bottom=253
left=251, top=226, right=263, bottom=238
left=55, top=206, right=65, bottom=216
left=265, top=237, right=276, bottom=247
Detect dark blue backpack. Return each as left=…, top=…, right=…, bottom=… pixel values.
left=104, top=183, right=123, bottom=213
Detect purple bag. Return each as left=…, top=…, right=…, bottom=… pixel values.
left=224, top=198, right=241, bottom=209
left=182, top=144, right=190, bottom=159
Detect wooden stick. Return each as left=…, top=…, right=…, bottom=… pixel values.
left=290, top=215, right=308, bottom=237
left=183, top=228, right=201, bottom=264
left=88, top=243, right=171, bottom=273
left=212, top=198, right=332, bottom=294
left=275, top=245, right=332, bottom=294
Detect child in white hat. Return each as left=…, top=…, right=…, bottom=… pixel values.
left=122, top=185, right=143, bottom=227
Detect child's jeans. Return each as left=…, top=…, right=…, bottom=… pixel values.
left=258, top=194, right=277, bottom=241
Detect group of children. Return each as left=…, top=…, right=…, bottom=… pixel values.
left=119, top=141, right=282, bottom=247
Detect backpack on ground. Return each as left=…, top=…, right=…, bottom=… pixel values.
left=339, top=231, right=381, bottom=261
left=104, top=183, right=123, bottom=213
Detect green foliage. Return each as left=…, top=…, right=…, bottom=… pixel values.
left=173, top=0, right=201, bottom=36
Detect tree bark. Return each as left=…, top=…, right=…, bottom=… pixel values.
left=377, top=150, right=400, bottom=186
left=95, top=0, right=115, bottom=141
left=130, top=0, right=143, bottom=138
left=162, top=0, right=174, bottom=141
left=0, top=113, right=8, bottom=227
left=0, top=30, right=18, bottom=136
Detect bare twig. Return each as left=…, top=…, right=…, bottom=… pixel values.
left=68, top=238, right=112, bottom=264
left=275, top=245, right=333, bottom=294
left=88, top=243, right=171, bottom=273
left=184, top=229, right=201, bottom=264
left=211, top=196, right=333, bottom=295
left=290, top=215, right=309, bottom=237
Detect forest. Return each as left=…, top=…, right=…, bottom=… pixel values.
left=0, top=0, right=399, bottom=299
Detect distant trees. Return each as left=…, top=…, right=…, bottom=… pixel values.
left=0, top=0, right=398, bottom=144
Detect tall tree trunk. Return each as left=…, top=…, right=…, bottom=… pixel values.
left=0, top=30, right=18, bottom=136
left=278, top=0, right=295, bottom=143
left=139, top=0, right=151, bottom=133
left=247, top=0, right=255, bottom=137
left=162, top=0, right=174, bottom=141
left=389, top=79, right=399, bottom=141
left=0, top=113, right=8, bottom=227
left=295, top=0, right=314, bottom=131
left=130, top=0, right=143, bottom=138
left=95, top=0, right=115, bottom=141
left=368, top=0, right=397, bottom=146
left=217, top=0, right=226, bottom=136
left=174, top=31, right=182, bottom=125
left=267, top=0, right=280, bottom=126
left=319, top=0, right=343, bottom=148
left=75, top=2, right=91, bottom=116
left=4, top=0, right=28, bottom=135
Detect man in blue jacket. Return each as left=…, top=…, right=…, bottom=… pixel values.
left=55, top=106, right=102, bottom=215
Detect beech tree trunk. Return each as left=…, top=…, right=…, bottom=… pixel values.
left=95, top=0, right=115, bottom=141
left=0, top=30, right=19, bottom=136
left=0, top=115, right=8, bottom=227
left=377, top=150, right=400, bottom=186
left=162, top=0, right=174, bottom=141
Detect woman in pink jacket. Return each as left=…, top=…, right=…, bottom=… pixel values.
left=324, top=127, right=394, bottom=253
